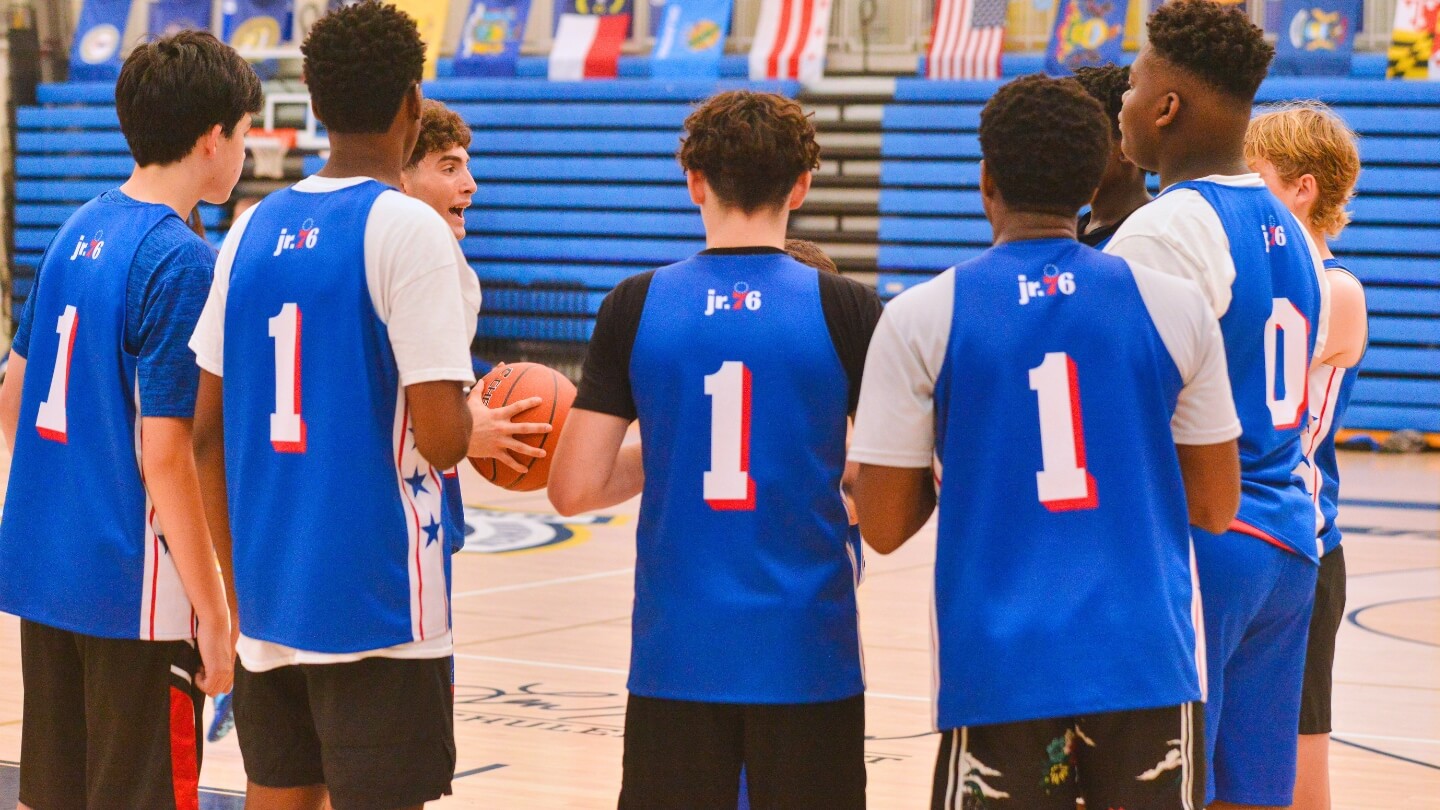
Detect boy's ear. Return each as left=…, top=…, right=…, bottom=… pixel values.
left=1155, top=92, right=1180, bottom=129
left=1296, top=173, right=1319, bottom=206
left=686, top=170, right=707, bottom=207
left=199, top=123, right=224, bottom=158
left=407, top=84, right=423, bottom=119
left=787, top=171, right=812, bottom=211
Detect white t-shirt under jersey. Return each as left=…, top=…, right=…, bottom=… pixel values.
left=1104, top=173, right=1329, bottom=362
left=850, top=260, right=1241, bottom=469
left=190, top=175, right=482, bottom=671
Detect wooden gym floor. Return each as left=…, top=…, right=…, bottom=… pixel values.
left=0, top=449, right=1434, bottom=808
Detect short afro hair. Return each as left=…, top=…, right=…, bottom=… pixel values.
left=116, top=30, right=261, bottom=166
left=1147, top=0, right=1273, bottom=100
left=1072, top=64, right=1127, bottom=136
left=979, top=75, right=1111, bottom=216
left=302, top=1, right=425, bottom=134
left=679, top=91, right=821, bottom=213
left=407, top=100, right=472, bottom=167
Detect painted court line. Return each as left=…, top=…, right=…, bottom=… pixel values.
left=452, top=567, right=634, bottom=599
left=455, top=763, right=508, bottom=779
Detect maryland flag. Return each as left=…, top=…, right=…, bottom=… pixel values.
left=1386, top=0, right=1440, bottom=79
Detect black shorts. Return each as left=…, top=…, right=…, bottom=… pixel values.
left=931, top=702, right=1205, bottom=810
left=19, top=619, right=203, bottom=810
left=619, top=692, right=866, bottom=809
left=1300, top=544, right=1347, bottom=735
left=233, top=655, right=455, bottom=810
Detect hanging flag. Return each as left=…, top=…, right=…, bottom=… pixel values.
left=454, top=0, right=533, bottom=76
left=69, top=0, right=129, bottom=81
left=293, top=0, right=331, bottom=43
left=149, top=0, right=213, bottom=37
left=223, top=0, right=290, bottom=51
left=549, top=13, right=630, bottom=80
left=1386, top=0, right=1440, bottom=79
left=388, top=0, right=451, bottom=79
left=558, top=0, right=634, bottom=37
left=1045, top=0, right=1128, bottom=75
left=926, top=0, right=1007, bottom=79
left=652, top=0, right=733, bottom=79
left=1272, top=0, right=1360, bottom=75
left=748, top=0, right=834, bottom=82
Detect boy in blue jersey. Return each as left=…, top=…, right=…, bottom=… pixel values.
left=1071, top=65, right=1150, bottom=248
left=189, top=4, right=539, bottom=809
left=0, top=31, right=260, bottom=810
left=852, top=74, right=1243, bottom=810
left=1108, top=2, right=1331, bottom=806
left=1245, top=102, right=1368, bottom=810
left=548, top=91, right=883, bottom=809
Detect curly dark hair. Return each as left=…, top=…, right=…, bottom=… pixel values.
left=116, top=31, right=261, bottom=167
left=678, top=91, right=821, bottom=213
left=302, top=1, right=425, bottom=134
left=407, top=100, right=472, bottom=167
left=979, top=75, right=1111, bottom=216
left=1072, top=64, right=1127, bottom=136
left=1147, top=0, right=1273, bottom=100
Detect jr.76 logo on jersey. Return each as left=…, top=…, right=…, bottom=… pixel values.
left=1018, top=264, right=1077, bottom=306
left=704, top=283, right=763, bottom=316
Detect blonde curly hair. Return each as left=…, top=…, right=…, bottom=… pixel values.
left=1245, top=101, right=1361, bottom=239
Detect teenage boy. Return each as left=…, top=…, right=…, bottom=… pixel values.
left=1072, top=65, right=1151, bottom=247
left=189, top=4, right=529, bottom=808
left=0, top=31, right=260, bottom=809
left=1245, top=102, right=1368, bottom=810
left=548, top=90, right=883, bottom=809
left=1108, top=2, right=1330, bottom=806
left=851, top=74, right=1242, bottom=810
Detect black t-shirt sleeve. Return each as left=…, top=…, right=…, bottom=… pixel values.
left=573, top=271, right=655, bottom=421
left=818, top=272, right=885, bottom=414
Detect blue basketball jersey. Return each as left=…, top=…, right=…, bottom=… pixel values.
left=0, top=195, right=196, bottom=639
left=1305, top=261, right=1364, bottom=556
left=1166, top=181, right=1323, bottom=560
left=222, top=182, right=450, bottom=653
left=627, top=253, right=862, bottom=704
left=932, top=240, right=1200, bottom=729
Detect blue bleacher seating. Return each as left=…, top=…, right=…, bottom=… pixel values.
left=877, top=76, right=1440, bottom=435
left=11, top=77, right=797, bottom=344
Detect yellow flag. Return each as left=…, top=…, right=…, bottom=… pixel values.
left=390, top=0, right=451, bottom=80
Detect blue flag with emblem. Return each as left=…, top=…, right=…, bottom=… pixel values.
left=453, top=0, right=533, bottom=76
left=1044, top=0, right=1131, bottom=75
left=558, top=0, right=633, bottom=36
left=222, top=0, right=292, bottom=49
left=69, top=0, right=129, bottom=81
left=651, top=0, right=732, bottom=78
left=1273, top=0, right=1360, bottom=75
left=148, top=0, right=214, bottom=37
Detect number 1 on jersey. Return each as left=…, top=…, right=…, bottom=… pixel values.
left=35, top=305, right=79, bottom=443
left=268, top=303, right=307, bottom=453
left=1029, top=352, right=1098, bottom=511
left=703, top=361, right=755, bottom=510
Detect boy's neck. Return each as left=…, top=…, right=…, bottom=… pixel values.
left=992, top=211, right=1077, bottom=246
left=1156, top=123, right=1251, bottom=190
left=1309, top=224, right=1335, bottom=260
left=1088, top=182, right=1152, bottom=232
left=120, top=164, right=205, bottom=219
left=316, top=133, right=408, bottom=189
left=702, top=204, right=789, bottom=250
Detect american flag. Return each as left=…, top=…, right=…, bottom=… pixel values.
left=927, top=0, right=1007, bottom=80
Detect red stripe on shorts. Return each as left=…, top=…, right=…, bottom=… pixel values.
left=169, top=685, right=200, bottom=810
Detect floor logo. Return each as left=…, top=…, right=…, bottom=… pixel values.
left=459, top=507, right=623, bottom=554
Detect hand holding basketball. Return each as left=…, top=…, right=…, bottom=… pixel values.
left=468, top=391, right=552, bottom=474
left=468, top=363, right=577, bottom=491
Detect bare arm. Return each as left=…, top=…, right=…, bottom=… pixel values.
left=407, top=380, right=472, bottom=470
left=548, top=409, right=643, bottom=516
left=142, top=414, right=232, bottom=696
left=192, top=371, right=237, bottom=645
left=854, top=464, right=936, bottom=554
left=1176, top=440, right=1241, bottom=535
left=1, top=353, right=25, bottom=452
left=1317, top=269, right=1367, bottom=369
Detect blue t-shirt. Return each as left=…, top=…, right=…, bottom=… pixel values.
left=14, top=190, right=214, bottom=417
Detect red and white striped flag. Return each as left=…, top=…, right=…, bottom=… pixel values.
left=748, top=0, right=834, bottom=83
left=548, top=12, right=630, bottom=80
left=927, top=0, right=1007, bottom=80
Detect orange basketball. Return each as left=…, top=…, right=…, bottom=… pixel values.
left=468, top=362, right=576, bottom=492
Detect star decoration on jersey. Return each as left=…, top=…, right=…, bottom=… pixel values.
left=422, top=518, right=443, bottom=547
left=405, top=471, right=429, bottom=497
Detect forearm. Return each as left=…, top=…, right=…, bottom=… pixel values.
left=194, top=421, right=236, bottom=622
left=854, top=464, right=936, bottom=554
left=0, top=354, right=26, bottom=452
left=143, top=424, right=228, bottom=625
left=548, top=410, right=636, bottom=516
left=586, top=443, right=644, bottom=512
